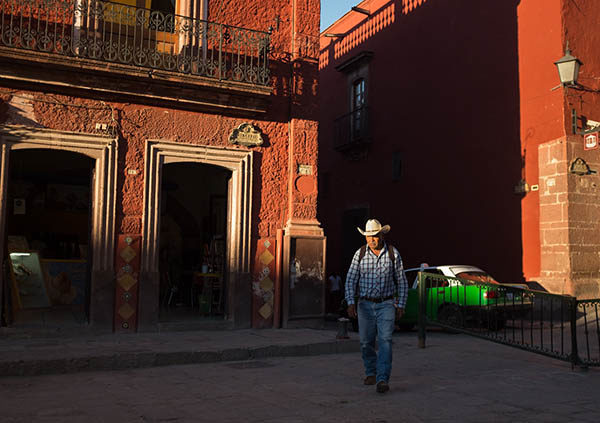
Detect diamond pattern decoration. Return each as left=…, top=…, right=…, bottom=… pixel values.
left=264, top=240, right=271, bottom=248
left=117, top=273, right=137, bottom=291
left=259, top=276, right=274, bottom=292
left=258, top=303, right=273, bottom=319
left=118, top=303, right=135, bottom=320
left=259, top=249, right=274, bottom=265
left=120, top=245, right=137, bottom=263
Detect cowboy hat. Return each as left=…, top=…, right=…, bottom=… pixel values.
left=357, top=219, right=391, bottom=236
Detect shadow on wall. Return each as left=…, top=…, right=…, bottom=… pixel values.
left=318, top=0, right=524, bottom=283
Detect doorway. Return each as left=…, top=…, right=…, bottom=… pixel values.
left=3, top=149, right=94, bottom=329
left=158, top=162, right=230, bottom=322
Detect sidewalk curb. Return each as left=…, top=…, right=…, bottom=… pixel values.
left=0, top=339, right=360, bottom=377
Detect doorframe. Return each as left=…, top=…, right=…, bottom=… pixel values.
left=0, top=125, right=118, bottom=328
left=139, top=140, right=253, bottom=327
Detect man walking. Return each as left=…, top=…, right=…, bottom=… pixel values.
left=345, top=219, right=408, bottom=393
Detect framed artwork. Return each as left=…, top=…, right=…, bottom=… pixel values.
left=8, top=251, right=50, bottom=309
left=41, top=259, right=87, bottom=306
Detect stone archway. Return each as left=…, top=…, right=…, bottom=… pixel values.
left=138, top=140, right=253, bottom=329
left=0, top=125, right=118, bottom=329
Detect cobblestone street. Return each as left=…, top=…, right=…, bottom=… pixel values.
left=1, top=332, right=598, bottom=423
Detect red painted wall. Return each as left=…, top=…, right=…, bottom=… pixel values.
left=320, top=0, right=600, bottom=288
left=0, top=0, right=321, bottom=329
left=319, top=0, right=523, bottom=282
left=517, top=0, right=564, bottom=280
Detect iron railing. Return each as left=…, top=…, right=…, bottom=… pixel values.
left=0, top=0, right=271, bottom=86
left=417, top=272, right=600, bottom=368
left=333, top=106, right=370, bottom=150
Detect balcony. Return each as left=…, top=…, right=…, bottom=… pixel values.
left=0, top=0, right=273, bottom=114
left=333, top=106, right=370, bottom=151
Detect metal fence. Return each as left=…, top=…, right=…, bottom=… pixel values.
left=333, top=106, right=370, bottom=150
left=0, top=0, right=271, bottom=86
left=417, top=272, right=600, bottom=368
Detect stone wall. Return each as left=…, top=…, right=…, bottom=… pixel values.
left=538, top=137, right=600, bottom=298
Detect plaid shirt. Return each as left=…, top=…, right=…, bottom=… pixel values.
left=344, top=243, right=408, bottom=308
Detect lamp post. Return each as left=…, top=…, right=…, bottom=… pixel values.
left=554, top=44, right=582, bottom=87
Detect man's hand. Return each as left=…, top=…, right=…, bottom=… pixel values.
left=347, top=304, right=357, bottom=319
left=395, top=307, right=405, bottom=320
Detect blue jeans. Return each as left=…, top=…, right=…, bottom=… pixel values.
left=357, top=299, right=396, bottom=383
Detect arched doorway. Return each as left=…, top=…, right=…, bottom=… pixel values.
left=139, top=140, right=253, bottom=329
left=158, top=162, right=231, bottom=322
left=5, top=149, right=94, bottom=327
left=0, top=126, right=118, bottom=332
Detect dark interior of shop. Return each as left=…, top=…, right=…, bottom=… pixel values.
left=3, top=148, right=94, bottom=328
left=159, top=162, right=229, bottom=322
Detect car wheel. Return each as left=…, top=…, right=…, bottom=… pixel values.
left=438, top=304, right=464, bottom=333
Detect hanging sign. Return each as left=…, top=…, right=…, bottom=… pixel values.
left=584, top=132, right=599, bottom=150
left=229, top=123, right=264, bottom=147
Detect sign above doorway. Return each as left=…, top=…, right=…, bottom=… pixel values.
left=228, top=123, right=264, bottom=147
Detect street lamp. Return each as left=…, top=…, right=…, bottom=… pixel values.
left=554, top=43, right=582, bottom=87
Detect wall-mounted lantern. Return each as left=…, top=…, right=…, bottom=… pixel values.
left=554, top=43, right=582, bottom=87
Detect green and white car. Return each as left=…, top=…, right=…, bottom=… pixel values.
left=398, top=265, right=532, bottom=331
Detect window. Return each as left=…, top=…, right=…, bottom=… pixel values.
left=110, top=0, right=175, bottom=14
left=352, top=78, right=365, bottom=111
left=352, top=78, right=366, bottom=138
left=152, top=0, right=176, bottom=15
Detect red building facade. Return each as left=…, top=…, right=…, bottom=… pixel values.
left=319, top=0, right=600, bottom=298
left=0, top=0, right=324, bottom=333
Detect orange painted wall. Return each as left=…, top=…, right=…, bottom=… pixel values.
left=517, top=0, right=600, bottom=281
left=517, top=0, right=564, bottom=280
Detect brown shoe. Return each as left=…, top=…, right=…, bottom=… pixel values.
left=376, top=381, right=389, bottom=393
left=363, top=375, right=376, bottom=385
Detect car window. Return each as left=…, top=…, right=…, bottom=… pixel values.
left=455, top=271, right=498, bottom=284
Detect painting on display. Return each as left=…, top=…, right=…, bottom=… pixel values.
left=41, top=260, right=87, bottom=306
left=9, top=252, right=50, bottom=309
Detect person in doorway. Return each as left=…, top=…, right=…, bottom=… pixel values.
left=345, top=219, right=408, bottom=394
left=327, top=271, right=342, bottom=314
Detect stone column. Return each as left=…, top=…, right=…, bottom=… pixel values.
left=538, top=136, right=600, bottom=298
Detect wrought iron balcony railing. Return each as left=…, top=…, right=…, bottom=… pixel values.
left=333, top=106, right=370, bottom=150
left=0, top=0, right=271, bottom=87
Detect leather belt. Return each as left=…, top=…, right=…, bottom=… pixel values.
left=359, top=295, right=394, bottom=303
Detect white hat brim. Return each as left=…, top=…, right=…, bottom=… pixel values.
left=357, top=224, right=390, bottom=236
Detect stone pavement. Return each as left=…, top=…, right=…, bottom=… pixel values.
left=1, top=330, right=599, bottom=422
left=0, top=326, right=360, bottom=377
